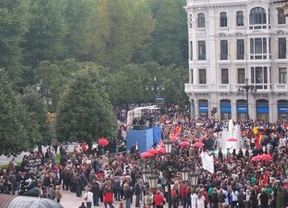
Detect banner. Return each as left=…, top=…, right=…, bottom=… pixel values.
left=25, top=157, right=43, bottom=170
left=201, top=152, right=214, bottom=174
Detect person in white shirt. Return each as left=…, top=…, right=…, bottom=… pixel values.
left=84, top=188, right=93, bottom=208
left=190, top=189, right=197, bottom=208
left=231, top=189, right=239, bottom=208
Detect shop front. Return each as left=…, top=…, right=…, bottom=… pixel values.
left=198, top=100, right=208, bottom=119
left=220, top=99, right=231, bottom=120
left=278, top=100, right=288, bottom=121
left=236, top=100, right=248, bottom=121
left=256, top=99, right=269, bottom=121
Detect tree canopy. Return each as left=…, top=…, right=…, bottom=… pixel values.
left=55, top=65, right=117, bottom=149
left=0, top=69, right=40, bottom=156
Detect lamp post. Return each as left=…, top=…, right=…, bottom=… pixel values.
left=146, top=76, right=164, bottom=104
left=36, top=79, right=53, bottom=152
left=237, top=78, right=257, bottom=120
left=144, top=138, right=200, bottom=208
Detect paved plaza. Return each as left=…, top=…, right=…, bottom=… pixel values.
left=60, top=189, right=170, bottom=208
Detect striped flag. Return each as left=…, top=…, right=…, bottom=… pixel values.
left=255, top=132, right=262, bottom=149
left=173, top=125, right=182, bottom=137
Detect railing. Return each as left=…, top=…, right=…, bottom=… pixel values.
left=185, top=83, right=279, bottom=93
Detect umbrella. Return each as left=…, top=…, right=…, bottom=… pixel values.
left=140, top=152, right=153, bottom=158
left=251, top=155, right=262, bottom=161
left=193, top=142, right=204, bottom=147
left=98, top=138, right=109, bottom=146
left=261, top=154, right=273, bottom=161
left=179, top=141, right=190, bottom=147
left=170, top=136, right=178, bottom=142
left=148, top=148, right=159, bottom=155
left=157, top=147, right=166, bottom=154
left=227, top=138, right=238, bottom=142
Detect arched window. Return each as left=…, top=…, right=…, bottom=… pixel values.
left=249, top=7, right=266, bottom=25
left=220, top=12, right=227, bottom=27
left=236, top=11, right=244, bottom=26
left=197, top=13, right=205, bottom=28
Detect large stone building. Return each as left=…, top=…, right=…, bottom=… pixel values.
left=184, top=0, right=288, bottom=122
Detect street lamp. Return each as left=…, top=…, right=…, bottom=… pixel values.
left=143, top=137, right=200, bottom=208
left=188, top=171, right=200, bottom=188
left=180, top=167, right=190, bottom=182
left=163, top=138, right=173, bottom=154
left=146, top=76, right=164, bottom=103
left=237, top=78, right=257, bottom=120
left=147, top=173, right=160, bottom=189
left=141, top=168, right=151, bottom=183
left=35, top=79, right=53, bottom=152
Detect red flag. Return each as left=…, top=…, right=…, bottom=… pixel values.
left=173, top=125, right=182, bottom=137
left=255, top=132, right=262, bottom=149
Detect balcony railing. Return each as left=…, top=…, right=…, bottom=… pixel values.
left=185, top=83, right=278, bottom=93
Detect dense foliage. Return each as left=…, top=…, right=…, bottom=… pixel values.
left=55, top=66, right=117, bottom=148
left=0, top=0, right=189, bottom=153
left=0, top=70, right=41, bottom=156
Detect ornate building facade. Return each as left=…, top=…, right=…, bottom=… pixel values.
left=184, top=0, right=288, bottom=121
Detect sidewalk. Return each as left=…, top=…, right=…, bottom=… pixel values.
left=60, top=190, right=170, bottom=208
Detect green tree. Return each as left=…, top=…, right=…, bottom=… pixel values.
left=33, top=59, right=79, bottom=110
left=0, top=0, right=30, bottom=84
left=55, top=66, right=117, bottom=149
left=149, top=0, right=188, bottom=67
left=91, top=0, right=156, bottom=68
left=0, top=69, right=40, bottom=156
left=63, top=0, right=96, bottom=61
left=160, top=65, right=189, bottom=106
left=22, top=0, right=67, bottom=67
left=20, top=86, right=52, bottom=148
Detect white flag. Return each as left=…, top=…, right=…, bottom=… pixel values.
left=201, top=152, right=214, bottom=174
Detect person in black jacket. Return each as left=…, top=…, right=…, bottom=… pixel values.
left=134, top=180, right=141, bottom=207
left=123, top=182, right=133, bottom=208
left=91, top=179, right=100, bottom=206
left=74, top=173, right=83, bottom=197
left=259, top=188, right=269, bottom=208
left=211, top=188, right=219, bottom=208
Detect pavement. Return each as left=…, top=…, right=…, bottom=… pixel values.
left=60, top=190, right=170, bottom=208
left=0, top=143, right=77, bottom=166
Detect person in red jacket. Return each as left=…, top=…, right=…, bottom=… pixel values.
left=154, top=190, right=165, bottom=208
left=181, top=183, right=187, bottom=208
left=103, top=186, right=115, bottom=208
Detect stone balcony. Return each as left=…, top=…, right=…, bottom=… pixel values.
left=184, top=83, right=288, bottom=94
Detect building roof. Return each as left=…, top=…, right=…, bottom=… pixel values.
left=0, top=195, right=64, bottom=208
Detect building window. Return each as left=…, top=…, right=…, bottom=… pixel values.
left=250, top=38, right=267, bottom=59
left=220, top=40, right=228, bottom=60
left=189, top=14, right=193, bottom=28
left=278, top=10, right=286, bottom=24
left=199, top=69, right=206, bottom=84
left=221, top=68, right=229, bottom=84
left=279, top=68, right=287, bottom=84
left=237, top=68, right=245, bottom=84
left=198, top=41, right=206, bottom=60
left=220, top=12, right=227, bottom=27
left=197, top=13, right=205, bottom=28
left=190, top=69, right=194, bottom=84
left=189, top=41, right=193, bottom=60
left=237, top=39, right=244, bottom=60
left=278, top=38, right=286, bottom=59
left=251, top=67, right=268, bottom=84
left=236, top=11, right=244, bottom=26
left=249, top=7, right=266, bottom=29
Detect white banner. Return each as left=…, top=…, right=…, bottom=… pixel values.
left=201, top=152, right=214, bottom=174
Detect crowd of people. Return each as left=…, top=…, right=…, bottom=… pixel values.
left=0, top=110, right=288, bottom=208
